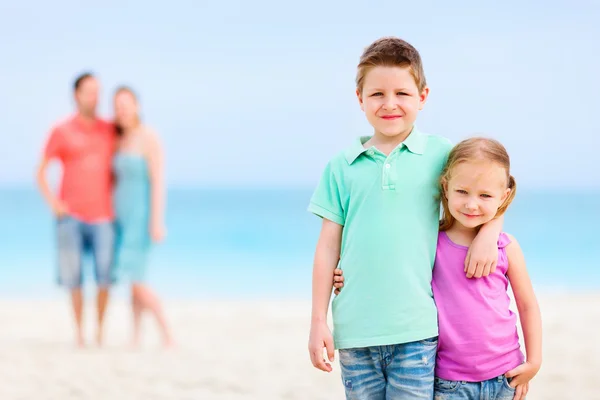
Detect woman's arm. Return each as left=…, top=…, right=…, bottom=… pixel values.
left=145, top=129, right=166, bottom=241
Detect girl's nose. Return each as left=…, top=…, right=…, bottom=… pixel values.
left=465, top=200, right=477, bottom=211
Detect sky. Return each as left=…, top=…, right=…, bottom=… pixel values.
left=1, top=0, right=599, bottom=189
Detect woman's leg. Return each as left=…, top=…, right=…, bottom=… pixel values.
left=131, top=285, right=144, bottom=347
left=131, top=282, right=174, bottom=347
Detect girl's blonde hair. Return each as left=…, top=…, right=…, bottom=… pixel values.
left=439, top=137, right=517, bottom=231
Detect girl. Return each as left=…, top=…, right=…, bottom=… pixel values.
left=112, top=86, right=174, bottom=348
left=333, top=138, right=542, bottom=400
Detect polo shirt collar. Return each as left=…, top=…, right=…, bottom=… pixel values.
left=344, top=127, right=427, bottom=164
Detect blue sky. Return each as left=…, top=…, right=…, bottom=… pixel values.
left=1, top=0, right=598, bottom=188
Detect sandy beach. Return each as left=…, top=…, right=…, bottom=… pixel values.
left=0, top=292, right=598, bottom=400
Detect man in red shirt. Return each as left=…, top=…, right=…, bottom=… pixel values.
left=37, top=72, right=116, bottom=347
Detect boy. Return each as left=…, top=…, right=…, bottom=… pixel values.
left=307, top=37, right=502, bottom=398
left=37, top=72, right=116, bottom=347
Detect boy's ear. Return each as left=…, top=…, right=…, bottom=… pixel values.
left=356, top=89, right=364, bottom=111
left=418, top=86, right=430, bottom=110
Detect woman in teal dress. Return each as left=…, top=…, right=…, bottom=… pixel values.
left=113, top=86, right=173, bottom=348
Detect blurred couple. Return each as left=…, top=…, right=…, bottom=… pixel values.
left=36, top=72, right=174, bottom=349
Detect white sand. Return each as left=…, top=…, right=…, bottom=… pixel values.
left=0, top=293, right=598, bottom=399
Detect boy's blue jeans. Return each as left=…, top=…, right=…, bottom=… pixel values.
left=338, top=336, right=438, bottom=399
left=434, top=375, right=517, bottom=400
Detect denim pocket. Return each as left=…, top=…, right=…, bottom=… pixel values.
left=434, top=377, right=461, bottom=393
left=502, top=376, right=516, bottom=391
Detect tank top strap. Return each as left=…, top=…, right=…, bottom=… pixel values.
left=497, top=232, right=511, bottom=249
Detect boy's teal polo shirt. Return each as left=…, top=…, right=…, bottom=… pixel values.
left=308, top=128, right=452, bottom=349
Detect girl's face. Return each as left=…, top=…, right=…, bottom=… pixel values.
left=444, top=160, right=511, bottom=229
left=114, top=90, right=139, bottom=130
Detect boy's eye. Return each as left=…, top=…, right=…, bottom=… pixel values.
left=456, top=190, right=468, bottom=194
left=371, top=92, right=383, bottom=96
left=397, top=92, right=408, bottom=96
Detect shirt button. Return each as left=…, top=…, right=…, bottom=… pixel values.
left=368, top=150, right=374, bottom=156
left=385, top=164, right=391, bottom=168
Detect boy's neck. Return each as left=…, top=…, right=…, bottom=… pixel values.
left=365, top=127, right=413, bottom=155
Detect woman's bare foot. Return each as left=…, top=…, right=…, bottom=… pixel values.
left=130, top=335, right=141, bottom=350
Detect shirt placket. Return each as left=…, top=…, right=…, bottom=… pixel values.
left=382, top=149, right=399, bottom=191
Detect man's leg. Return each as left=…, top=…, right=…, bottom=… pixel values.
left=385, top=337, right=438, bottom=399
left=339, top=346, right=386, bottom=400
left=89, top=221, right=115, bottom=346
left=70, top=288, right=84, bottom=346
left=56, top=217, right=84, bottom=347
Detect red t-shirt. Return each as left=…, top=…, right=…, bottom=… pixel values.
left=44, top=114, right=116, bottom=222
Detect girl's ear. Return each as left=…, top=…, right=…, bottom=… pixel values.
left=501, top=188, right=511, bottom=203
left=441, top=178, right=449, bottom=199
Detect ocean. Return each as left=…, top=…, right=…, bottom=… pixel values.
left=1, top=187, right=598, bottom=300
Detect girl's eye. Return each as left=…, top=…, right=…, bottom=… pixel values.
left=456, top=190, right=468, bottom=194
left=480, top=194, right=492, bottom=198
left=371, top=92, right=383, bottom=96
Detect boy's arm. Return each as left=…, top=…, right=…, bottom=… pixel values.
left=36, top=129, right=67, bottom=216
left=309, top=218, right=342, bottom=373
left=465, top=215, right=504, bottom=278
left=505, top=235, right=542, bottom=400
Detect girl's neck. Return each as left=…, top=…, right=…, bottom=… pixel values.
left=121, top=123, right=142, bottom=137
left=445, top=222, right=480, bottom=247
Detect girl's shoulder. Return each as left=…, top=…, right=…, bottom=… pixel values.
left=139, top=125, right=161, bottom=152
left=140, top=125, right=159, bottom=140
left=501, top=233, right=525, bottom=264
left=498, top=232, right=513, bottom=249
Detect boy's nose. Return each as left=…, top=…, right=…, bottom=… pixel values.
left=382, top=98, right=397, bottom=110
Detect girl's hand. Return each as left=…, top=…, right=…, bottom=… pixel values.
left=511, top=382, right=529, bottom=400
left=150, top=221, right=166, bottom=242
left=333, top=268, right=344, bottom=295
left=505, top=361, right=540, bottom=399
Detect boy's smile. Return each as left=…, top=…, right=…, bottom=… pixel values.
left=357, top=66, right=428, bottom=141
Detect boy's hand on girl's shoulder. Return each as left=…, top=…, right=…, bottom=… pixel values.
left=505, top=361, right=540, bottom=400
left=308, top=321, right=335, bottom=372
left=465, top=233, right=499, bottom=278
left=333, top=268, right=344, bottom=295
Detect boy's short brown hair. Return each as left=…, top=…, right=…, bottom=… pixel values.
left=356, top=37, right=427, bottom=93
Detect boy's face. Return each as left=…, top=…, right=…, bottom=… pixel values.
left=444, top=160, right=511, bottom=229
left=75, top=77, right=99, bottom=117
left=357, top=66, right=428, bottom=138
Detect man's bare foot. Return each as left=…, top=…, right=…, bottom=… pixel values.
left=163, top=336, right=175, bottom=350
left=76, top=334, right=86, bottom=348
